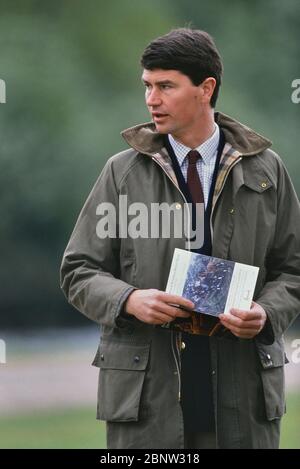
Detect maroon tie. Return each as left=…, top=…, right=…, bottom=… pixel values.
left=186, top=150, right=204, bottom=204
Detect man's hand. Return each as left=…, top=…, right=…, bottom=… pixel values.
left=125, top=289, right=194, bottom=325
left=219, top=301, right=267, bottom=339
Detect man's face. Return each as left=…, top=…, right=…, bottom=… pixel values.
left=142, top=68, right=206, bottom=140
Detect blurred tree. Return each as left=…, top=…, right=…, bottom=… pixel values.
left=0, top=0, right=176, bottom=327
left=173, top=0, right=300, bottom=175
left=0, top=0, right=299, bottom=328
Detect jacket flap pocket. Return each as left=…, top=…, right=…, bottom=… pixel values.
left=256, top=340, right=285, bottom=369
left=92, top=340, right=150, bottom=371
left=93, top=341, right=150, bottom=422
left=256, top=339, right=286, bottom=420
left=243, top=173, right=273, bottom=193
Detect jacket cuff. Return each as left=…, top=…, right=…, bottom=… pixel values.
left=114, top=286, right=137, bottom=329
left=255, top=307, right=275, bottom=345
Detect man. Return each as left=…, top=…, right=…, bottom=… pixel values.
left=60, top=28, right=300, bottom=449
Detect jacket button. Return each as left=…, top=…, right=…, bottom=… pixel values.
left=261, top=182, right=267, bottom=188
left=229, top=208, right=235, bottom=214
left=100, top=354, right=104, bottom=361
left=134, top=356, right=140, bottom=363
left=212, top=370, right=216, bottom=376
left=265, top=353, right=273, bottom=366
left=181, top=341, right=186, bottom=351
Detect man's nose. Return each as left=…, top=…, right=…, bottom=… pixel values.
left=146, top=88, right=162, bottom=107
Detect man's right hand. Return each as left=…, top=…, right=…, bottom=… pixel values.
left=124, top=289, right=194, bottom=325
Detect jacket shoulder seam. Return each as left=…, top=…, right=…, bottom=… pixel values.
left=107, top=149, right=140, bottom=188
left=118, top=153, right=149, bottom=187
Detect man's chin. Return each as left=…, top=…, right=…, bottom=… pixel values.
left=153, top=122, right=170, bottom=134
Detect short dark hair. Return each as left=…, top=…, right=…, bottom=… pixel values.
left=140, top=28, right=223, bottom=108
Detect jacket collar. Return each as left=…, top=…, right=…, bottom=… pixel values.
left=121, top=111, right=272, bottom=157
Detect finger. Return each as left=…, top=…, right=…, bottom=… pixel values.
left=230, top=309, right=262, bottom=321
left=221, top=322, right=259, bottom=338
left=232, top=330, right=257, bottom=339
left=158, top=292, right=195, bottom=310
left=154, top=310, right=190, bottom=324
left=147, top=311, right=178, bottom=324
left=220, top=314, right=261, bottom=330
left=153, top=301, right=191, bottom=319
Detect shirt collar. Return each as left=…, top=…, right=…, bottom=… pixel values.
left=168, top=123, right=220, bottom=166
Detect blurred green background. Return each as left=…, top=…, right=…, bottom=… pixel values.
left=0, top=0, right=299, bottom=449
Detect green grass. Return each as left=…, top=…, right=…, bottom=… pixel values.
left=0, top=395, right=298, bottom=449
left=0, top=407, right=106, bottom=449
left=280, top=394, right=300, bottom=449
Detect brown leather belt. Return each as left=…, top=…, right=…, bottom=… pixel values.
left=170, top=312, right=227, bottom=337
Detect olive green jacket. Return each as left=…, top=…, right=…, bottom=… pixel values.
left=60, top=112, right=300, bottom=449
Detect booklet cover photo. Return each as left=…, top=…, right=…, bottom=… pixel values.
left=166, top=248, right=259, bottom=317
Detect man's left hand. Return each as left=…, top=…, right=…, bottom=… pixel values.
left=219, top=301, right=267, bottom=339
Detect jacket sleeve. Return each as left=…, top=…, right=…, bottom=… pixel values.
left=60, top=157, right=136, bottom=328
left=256, top=157, right=300, bottom=344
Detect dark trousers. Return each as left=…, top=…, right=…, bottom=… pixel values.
left=184, top=431, right=217, bottom=449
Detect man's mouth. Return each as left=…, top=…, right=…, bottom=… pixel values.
left=152, top=113, right=168, bottom=122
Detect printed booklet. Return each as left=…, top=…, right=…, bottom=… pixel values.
left=166, top=248, right=259, bottom=317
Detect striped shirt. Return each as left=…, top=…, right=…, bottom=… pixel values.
left=168, top=124, right=220, bottom=207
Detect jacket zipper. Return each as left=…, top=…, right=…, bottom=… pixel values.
left=152, top=154, right=243, bottom=403
left=152, top=156, right=188, bottom=402
left=209, top=156, right=242, bottom=239
left=171, top=330, right=182, bottom=401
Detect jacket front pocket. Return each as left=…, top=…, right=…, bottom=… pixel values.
left=92, top=340, right=150, bottom=422
left=256, top=339, right=286, bottom=420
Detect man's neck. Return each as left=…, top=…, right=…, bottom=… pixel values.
left=170, top=111, right=215, bottom=149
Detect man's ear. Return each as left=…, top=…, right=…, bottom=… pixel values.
left=199, top=77, right=216, bottom=104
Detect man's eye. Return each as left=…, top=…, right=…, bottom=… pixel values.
left=161, top=85, right=171, bottom=90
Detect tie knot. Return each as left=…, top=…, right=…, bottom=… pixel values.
left=187, top=150, right=201, bottom=165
